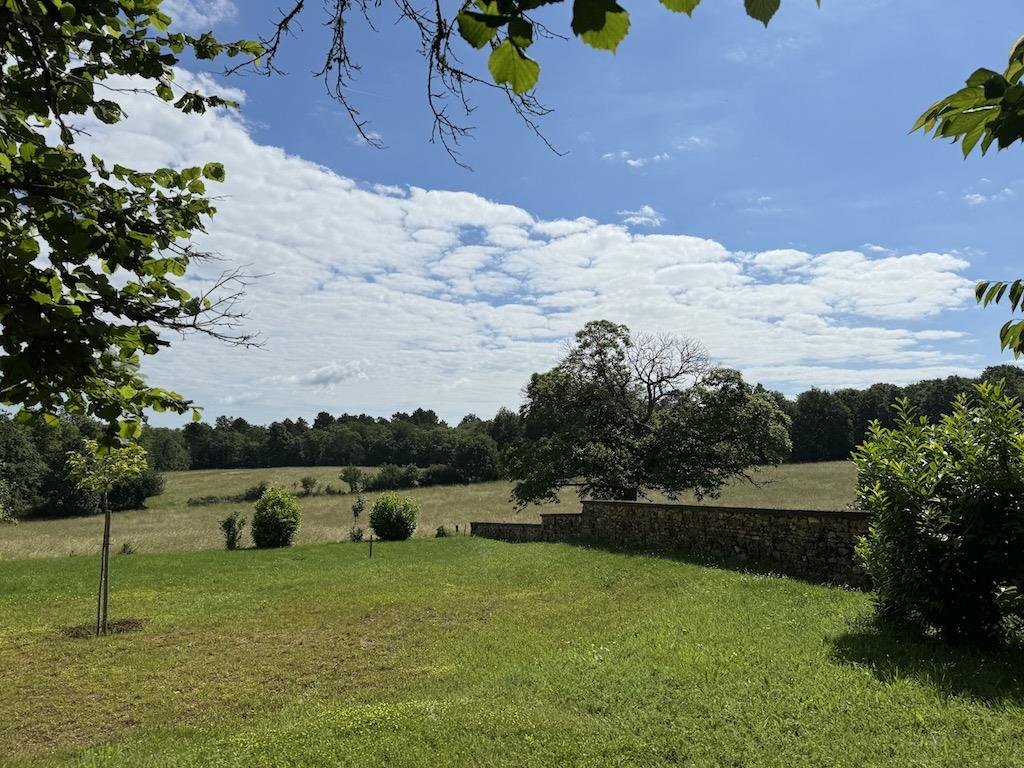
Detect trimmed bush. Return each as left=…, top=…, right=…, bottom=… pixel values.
left=220, top=511, right=247, bottom=550
left=251, top=487, right=301, bottom=549
left=369, top=492, right=418, bottom=541
left=854, top=382, right=1024, bottom=644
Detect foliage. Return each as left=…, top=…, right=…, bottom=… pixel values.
left=219, top=511, right=247, bottom=551
left=66, top=440, right=148, bottom=496
left=340, top=466, right=364, bottom=493
left=255, top=0, right=818, bottom=161
left=0, top=478, right=16, bottom=525
left=299, top=475, right=318, bottom=496
left=854, top=382, right=1024, bottom=644
left=351, top=494, right=366, bottom=520
left=369, top=492, right=419, bottom=541
left=141, top=427, right=192, bottom=471
left=366, top=464, right=420, bottom=491
left=790, top=389, right=854, bottom=462
left=242, top=481, right=271, bottom=502
left=349, top=526, right=364, bottom=543
left=251, top=487, right=301, bottom=549
left=418, top=464, right=466, bottom=487
left=108, top=468, right=165, bottom=511
left=451, top=432, right=500, bottom=482
left=510, top=320, right=791, bottom=506
left=435, top=525, right=449, bottom=538
left=913, top=36, right=1024, bottom=159
left=912, top=38, right=1024, bottom=355
left=0, top=1, right=261, bottom=441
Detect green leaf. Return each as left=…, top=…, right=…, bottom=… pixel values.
left=744, top=0, right=781, bottom=26
left=457, top=5, right=502, bottom=49
left=508, top=18, right=534, bottom=49
left=572, top=0, right=630, bottom=52
left=488, top=40, right=541, bottom=94
left=659, top=0, right=701, bottom=13
left=202, top=162, right=225, bottom=182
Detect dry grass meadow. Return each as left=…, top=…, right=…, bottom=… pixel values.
left=0, top=461, right=856, bottom=560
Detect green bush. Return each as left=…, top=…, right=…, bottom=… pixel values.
left=220, top=511, right=247, bottom=550
left=241, top=481, right=270, bottom=502
left=418, top=464, right=464, bottom=487
left=365, top=464, right=419, bottom=491
left=251, top=487, right=301, bottom=549
left=854, top=382, right=1024, bottom=644
left=299, top=475, right=318, bottom=496
left=108, top=468, right=165, bottom=511
left=369, top=492, right=419, bottom=541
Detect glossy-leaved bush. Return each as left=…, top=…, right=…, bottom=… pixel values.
left=251, top=487, right=301, bottom=549
left=854, top=381, right=1024, bottom=644
left=369, top=493, right=419, bottom=541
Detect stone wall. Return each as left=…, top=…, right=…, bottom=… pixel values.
left=472, top=501, right=870, bottom=586
left=469, top=521, right=545, bottom=543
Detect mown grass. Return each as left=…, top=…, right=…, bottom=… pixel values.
left=0, top=462, right=856, bottom=560
left=1, top=537, right=1021, bottom=767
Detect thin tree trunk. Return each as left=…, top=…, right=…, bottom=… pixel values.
left=95, top=524, right=106, bottom=637
left=100, top=490, right=111, bottom=634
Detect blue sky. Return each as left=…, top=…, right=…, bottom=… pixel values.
left=108, top=0, right=1024, bottom=423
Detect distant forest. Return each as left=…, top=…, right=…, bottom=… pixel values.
left=142, top=364, right=1024, bottom=471
left=3, top=365, right=1022, bottom=519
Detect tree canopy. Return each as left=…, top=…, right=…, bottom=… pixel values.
left=509, top=320, right=792, bottom=506
left=2, top=1, right=261, bottom=443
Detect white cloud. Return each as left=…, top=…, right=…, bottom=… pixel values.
left=618, top=205, right=664, bottom=228
left=286, top=361, right=370, bottom=388
left=963, top=188, right=1014, bottom=206
left=163, top=0, right=237, bottom=31
left=68, top=70, right=983, bottom=422
left=350, top=130, right=384, bottom=147
left=602, top=150, right=671, bottom=168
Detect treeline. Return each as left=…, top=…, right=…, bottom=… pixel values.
left=775, top=364, right=1024, bottom=462
left=149, top=407, right=523, bottom=475
left=146, top=365, right=1024, bottom=471
left=0, top=416, right=164, bottom=518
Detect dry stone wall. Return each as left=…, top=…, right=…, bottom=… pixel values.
left=472, top=500, right=869, bottom=586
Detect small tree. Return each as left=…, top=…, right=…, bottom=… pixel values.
left=352, top=494, right=366, bottom=521
left=299, top=475, right=318, bottom=496
left=854, top=382, right=1024, bottom=644
left=66, top=440, right=148, bottom=635
left=220, top=511, right=247, bottom=550
left=340, top=466, right=364, bottom=494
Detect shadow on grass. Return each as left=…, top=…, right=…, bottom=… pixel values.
left=828, top=617, right=1024, bottom=704
left=553, top=538, right=866, bottom=591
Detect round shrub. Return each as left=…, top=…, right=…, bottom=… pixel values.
left=369, top=492, right=418, bottom=541
left=251, top=487, right=301, bottom=548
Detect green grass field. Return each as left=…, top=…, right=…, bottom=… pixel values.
left=1, top=538, right=1021, bottom=767
left=0, top=462, right=856, bottom=560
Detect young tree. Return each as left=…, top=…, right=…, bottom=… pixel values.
left=2, top=2, right=261, bottom=442
left=66, top=440, right=148, bottom=635
left=509, top=320, right=791, bottom=506
left=340, top=466, right=365, bottom=493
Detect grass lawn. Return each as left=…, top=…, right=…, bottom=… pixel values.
left=0, top=462, right=856, bottom=560
left=1, top=537, right=1021, bottom=766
